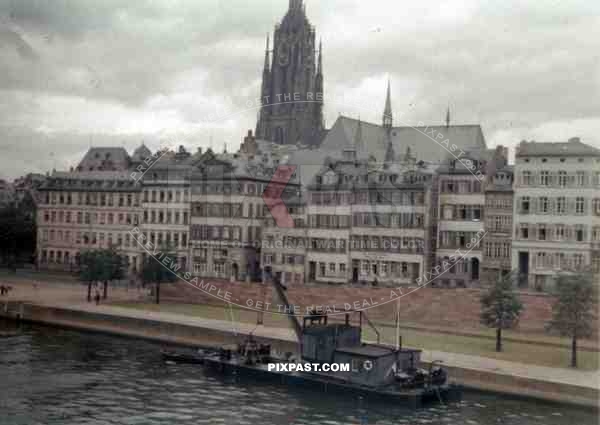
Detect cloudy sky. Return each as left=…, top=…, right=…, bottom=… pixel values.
left=0, top=0, right=598, bottom=180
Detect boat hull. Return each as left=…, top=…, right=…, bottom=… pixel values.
left=202, top=356, right=461, bottom=408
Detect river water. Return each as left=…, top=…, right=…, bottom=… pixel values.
left=0, top=321, right=596, bottom=425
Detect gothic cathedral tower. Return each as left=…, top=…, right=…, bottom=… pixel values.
left=255, top=0, right=324, bottom=146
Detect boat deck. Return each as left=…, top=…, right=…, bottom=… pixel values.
left=202, top=354, right=460, bottom=407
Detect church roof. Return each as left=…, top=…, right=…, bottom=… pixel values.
left=320, top=116, right=487, bottom=164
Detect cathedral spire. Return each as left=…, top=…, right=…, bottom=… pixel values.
left=289, top=0, right=302, bottom=11
left=383, top=78, right=393, bottom=129
left=263, top=33, right=270, bottom=72
left=256, top=0, right=323, bottom=146
left=317, top=39, right=323, bottom=75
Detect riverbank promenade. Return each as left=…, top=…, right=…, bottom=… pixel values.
left=1, top=276, right=598, bottom=407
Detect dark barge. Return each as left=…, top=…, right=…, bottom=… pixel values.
left=199, top=307, right=460, bottom=407
left=165, top=277, right=461, bottom=407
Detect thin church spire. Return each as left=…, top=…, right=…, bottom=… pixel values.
left=289, top=0, right=302, bottom=10
left=383, top=78, right=393, bottom=129
left=263, top=33, right=270, bottom=72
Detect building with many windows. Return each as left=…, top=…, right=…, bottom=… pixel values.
left=434, top=149, right=492, bottom=287
left=295, top=136, right=437, bottom=286
left=138, top=145, right=193, bottom=273
left=37, top=147, right=143, bottom=273
left=189, top=147, right=300, bottom=282
left=512, top=138, right=600, bottom=290
left=482, top=153, right=513, bottom=286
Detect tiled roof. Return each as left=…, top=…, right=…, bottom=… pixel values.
left=320, top=116, right=487, bottom=163
left=77, top=147, right=130, bottom=171
left=516, top=138, right=600, bottom=157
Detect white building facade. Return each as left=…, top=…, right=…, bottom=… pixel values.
left=512, top=138, right=600, bottom=290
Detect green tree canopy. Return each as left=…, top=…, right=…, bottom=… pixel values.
left=547, top=271, right=596, bottom=367
left=140, top=242, right=178, bottom=304
left=480, top=271, right=523, bottom=351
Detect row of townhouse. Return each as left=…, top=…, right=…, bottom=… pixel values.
left=35, top=134, right=600, bottom=291
left=263, top=139, right=599, bottom=290
left=262, top=146, right=436, bottom=287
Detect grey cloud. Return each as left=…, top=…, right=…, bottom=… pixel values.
left=0, top=0, right=599, bottom=180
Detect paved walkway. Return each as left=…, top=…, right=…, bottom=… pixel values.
left=2, top=278, right=599, bottom=392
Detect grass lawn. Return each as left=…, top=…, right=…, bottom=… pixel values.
left=112, top=301, right=600, bottom=371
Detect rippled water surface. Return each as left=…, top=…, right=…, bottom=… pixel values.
left=0, top=321, right=596, bottom=425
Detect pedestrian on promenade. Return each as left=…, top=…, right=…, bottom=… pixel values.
left=95, top=288, right=101, bottom=305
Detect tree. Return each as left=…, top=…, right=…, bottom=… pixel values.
left=100, top=245, right=125, bottom=300
left=480, top=271, right=523, bottom=352
left=79, top=250, right=101, bottom=302
left=0, top=200, right=36, bottom=270
left=140, top=242, right=177, bottom=304
left=547, top=271, right=596, bottom=368
left=78, top=247, right=125, bottom=302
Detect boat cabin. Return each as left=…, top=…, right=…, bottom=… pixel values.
left=300, top=312, right=422, bottom=387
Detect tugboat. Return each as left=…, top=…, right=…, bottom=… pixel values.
left=199, top=277, right=461, bottom=408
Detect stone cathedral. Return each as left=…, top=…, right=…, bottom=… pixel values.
left=255, top=0, right=325, bottom=147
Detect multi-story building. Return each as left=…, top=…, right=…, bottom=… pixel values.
left=261, top=190, right=306, bottom=286
left=482, top=150, right=513, bottom=286
left=138, top=145, right=192, bottom=272
left=189, top=146, right=289, bottom=282
left=435, top=149, right=491, bottom=287
left=297, top=136, right=436, bottom=286
left=512, top=138, right=600, bottom=290
left=37, top=147, right=143, bottom=273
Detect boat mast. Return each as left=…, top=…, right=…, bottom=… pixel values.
left=395, top=296, right=400, bottom=350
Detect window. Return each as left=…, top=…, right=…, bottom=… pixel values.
left=593, top=199, right=600, bottom=216
left=520, top=197, right=530, bottom=214
left=540, top=171, right=550, bottom=186
left=558, top=171, right=567, bottom=187
left=576, top=171, right=586, bottom=186
left=522, top=171, right=532, bottom=185
left=329, top=263, right=336, bottom=274
left=319, top=263, right=326, bottom=276
left=520, top=224, right=529, bottom=239
left=339, top=263, right=346, bottom=274
left=555, top=225, right=565, bottom=241
left=539, top=197, right=549, bottom=213
left=538, top=224, right=546, bottom=241
left=575, top=197, right=585, bottom=214
left=575, top=226, right=585, bottom=242
left=573, top=254, right=584, bottom=270
left=556, top=197, right=566, bottom=214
